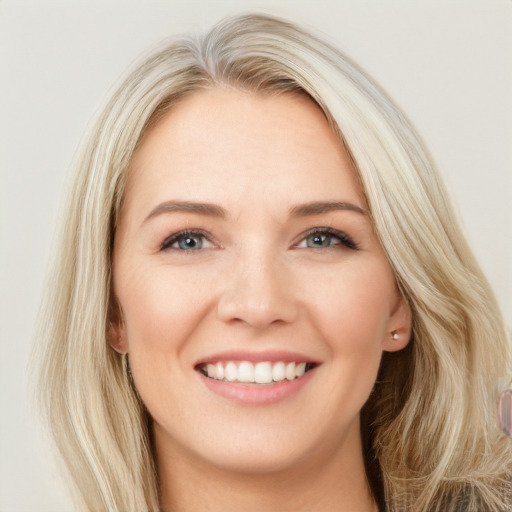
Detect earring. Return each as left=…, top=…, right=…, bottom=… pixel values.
left=497, top=383, right=512, bottom=437
left=391, top=331, right=400, bottom=341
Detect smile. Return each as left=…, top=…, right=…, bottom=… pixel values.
left=199, top=361, right=315, bottom=384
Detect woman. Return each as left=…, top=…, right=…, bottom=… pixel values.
left=35, top=13, right=512, bottom=512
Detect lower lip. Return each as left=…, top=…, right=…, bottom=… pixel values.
left=197, top=368, right=316, bottom=406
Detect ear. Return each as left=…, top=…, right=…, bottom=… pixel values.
left=108, top=302, right=129, bottom=354
left=382, top=292, right=412, bottom=352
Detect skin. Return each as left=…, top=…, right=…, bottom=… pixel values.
left=112, top=87, right=411, bottom=512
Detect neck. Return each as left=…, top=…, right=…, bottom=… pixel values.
left=156, top=420, right=377, bottom=512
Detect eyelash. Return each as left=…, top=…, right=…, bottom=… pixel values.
left=160, top=227, right=359, bottom=252
left=295, top=227, right=359, bottom=251
left=160, top=229, right=213, bottom=252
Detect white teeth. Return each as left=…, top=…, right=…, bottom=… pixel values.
left=295, top=362, right=306, bottom=378
left=254, top=362, right=272, bottom=384
left=215, top=362, right=224, bottom=380
left=225, top=362, right=238, bottom=382
left=200, top=360, right=312, bottom=383
left=238, top=361, right=254, bottom=383
left=285, top=362, right=296, bottom=381
left=272, top=361, right=286, bottom=382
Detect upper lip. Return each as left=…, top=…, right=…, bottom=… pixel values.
left=194, top=349, right=320, bottom=366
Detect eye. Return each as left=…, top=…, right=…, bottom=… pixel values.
left=160, top=230, right=214, bottom=252
left=296, top=228, right=359, bottom=251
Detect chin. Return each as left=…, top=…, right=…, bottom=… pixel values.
left=154, top=408, right=361, bottom=479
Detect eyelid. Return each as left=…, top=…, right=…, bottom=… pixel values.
left=293, top=227, right=359, bottom=251
left=159, top=227, right=358, bottom=252
left=160, top=229, right=217, bottom=251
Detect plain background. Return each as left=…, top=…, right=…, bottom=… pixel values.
left=1, top=1, right=511, bottom=510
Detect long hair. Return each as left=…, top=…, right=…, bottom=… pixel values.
left=34, top=13, right=512, bottom=511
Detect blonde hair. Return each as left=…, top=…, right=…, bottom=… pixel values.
left=35, top=13, right=512, bottom=511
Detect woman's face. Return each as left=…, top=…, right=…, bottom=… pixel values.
left=112, top=88, right=410, bottom=474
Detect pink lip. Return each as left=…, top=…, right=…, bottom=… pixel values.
left=196, top=365, right=318, bottom=406
left=194, top=349, right=319, bottom=366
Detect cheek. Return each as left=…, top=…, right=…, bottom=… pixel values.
left=115, top=263, right=214, bottom=364
left=115, top=264, right=214, bottom=417
left=309, top=264, right=396, bottom=401
left=311, top=265, right=396, bottom=350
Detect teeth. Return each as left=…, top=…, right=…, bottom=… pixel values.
left=254, top=362, right=272, bottom=384
left=295, top=362, right=306, bottom=377
left=225, top=362, right=238, bottom=382
left=216, top=362, right=224, bottom=380
left=238, top=361, right=255, bottom=383
left=285, top=362, right=296, bottom=381
left=200, top=360, right=313, bottom=383
left=272, top=362, right=286, bottom=382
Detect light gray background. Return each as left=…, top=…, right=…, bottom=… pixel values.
left=1, top=1, right=511, bottom=510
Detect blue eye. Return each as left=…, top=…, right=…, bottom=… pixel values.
left=176, top=235, right=203, bottom=250
left=161, top=230, right=212, bottom=251
left=305, top=233, right=335, bottom=249
left=298, top=228, right=358, bottom=251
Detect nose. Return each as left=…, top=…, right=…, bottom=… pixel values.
left=216, top=252, right=298, bottom=329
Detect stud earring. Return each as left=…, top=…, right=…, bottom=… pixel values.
left=391, top=331, right=399, bottom=341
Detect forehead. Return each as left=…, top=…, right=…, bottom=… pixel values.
left=122, top=87, right=363, bottom=221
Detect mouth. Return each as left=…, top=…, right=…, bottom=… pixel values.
left=197, top=360, right=317, bottom=385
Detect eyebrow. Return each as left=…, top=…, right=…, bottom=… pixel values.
left=143, top=199, right=366, bottom=224
left=144, top=201, right=227, bottom=223
left=289, top=201, right=366, bottom=217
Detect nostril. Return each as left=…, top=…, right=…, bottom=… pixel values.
left=216, top=295, right=298, bottom=329
left=215, top=262, right=299, bottom=328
